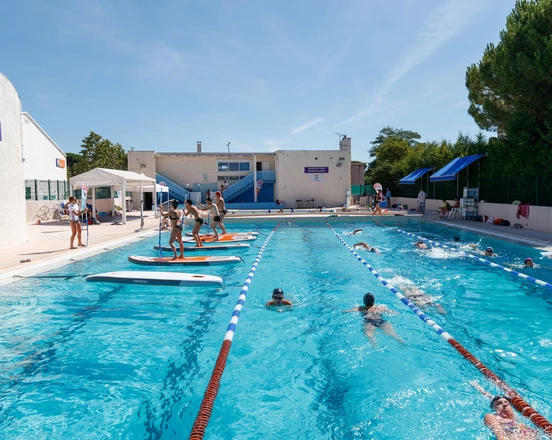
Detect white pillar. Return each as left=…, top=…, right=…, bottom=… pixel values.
left=122, top=180, right=127, bottom=224
left=153, top=186, right=158, bottom=218
left=92, top=187, right=96, bottom=219
left=253, top=155, right=257, bottom=203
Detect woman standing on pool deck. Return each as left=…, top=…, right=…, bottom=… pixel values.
left=184, top=199, right=204, bottom=247
left=68, top=196, right=86, bottom=249
left=158, top=200, right=184, bottom=259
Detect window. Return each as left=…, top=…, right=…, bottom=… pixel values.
left=218, top=161, right=251, bottom=172
left=229, top=176, right=241, bottom=181
left=25, top=187, right=31, bottom=200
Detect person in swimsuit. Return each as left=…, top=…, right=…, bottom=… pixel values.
left=197, top=198, right=221, bottom=241
left=400, top=285, right=446, bottom=314
left=158, top=200, right=184, bottom=259
left=353, top=242, right=380, bottom=254
left=213, top=191, right=228, bottom=235
left=414, top=240, right=428, bottom=249
left=471, top=382, right=539, bottom=439
left=67, top=196, right=86, bottom=249
left=345, top=293, right=403, bottom=346
left=266, top=288, right=293, bottom=308
left=184, top=199, right=203, bottom=247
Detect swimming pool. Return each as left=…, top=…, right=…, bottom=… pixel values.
left=0, top=221, right=551, bottom=438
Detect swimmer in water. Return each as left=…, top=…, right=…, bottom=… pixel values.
left=524, top=258, right=534, bottom=268
left=351, top=228, right=363, bottom=235
left=266, top=288, right=293, bottom=308
left=414, top=240, right=428, bottom=249
left=345, top=293, right=403, bottom=346
left=353, top=242, right=380, bottom=254
left=400, top=285, right=446, bottom=314
left=470, top=381, right=539, bottom=439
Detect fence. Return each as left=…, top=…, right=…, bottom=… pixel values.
left=393, top=175, right=552, bottom=207
left=25, top=180, right=69, bottom=201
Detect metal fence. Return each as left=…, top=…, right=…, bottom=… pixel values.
left=25, top=180, right=69, bottom=201
left=393, top=175, right=552, bottom=206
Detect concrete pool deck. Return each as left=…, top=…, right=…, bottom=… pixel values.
left=1, top=209, right=551, bottom=286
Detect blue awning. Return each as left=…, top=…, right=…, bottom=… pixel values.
left=399, top=167, right=434, bottom=185
left=430, top=153, right=486, bottom=182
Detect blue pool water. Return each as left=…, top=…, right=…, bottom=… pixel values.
left=1, top=221, right=551, bottom=439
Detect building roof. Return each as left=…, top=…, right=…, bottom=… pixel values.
left=21, top=112, right=66, bottom=158
left=156, top=152, right=276, bottom=158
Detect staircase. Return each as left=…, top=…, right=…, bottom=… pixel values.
left=156, top=173, right=189, bottom=202
left=223, top=171, right=276, bottom=202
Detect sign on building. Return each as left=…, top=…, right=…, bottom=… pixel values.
left=56, top=158, right=66, bottom=168
left=304, top=167, right=329, bottom=173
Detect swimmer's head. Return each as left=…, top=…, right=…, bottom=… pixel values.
left=206, top=197, right=212, bottom=203
left=454, top=237, right=460, bottom=242
left=485, top=246, right=493, bottom=255
left=490, top=395, right=511, bottom=410
left=273, top=288, right=284, bottom=297
left=369, top=248, right=376, bottom=253
left=272, top=288, right=284, bottom=303
left=170, top=200, right=179, bottom=208
left=363, top=293, right=375, bottom=308
left=524, top=258, right=533, bottom=267
left=185, top=199, right=193, bottom=206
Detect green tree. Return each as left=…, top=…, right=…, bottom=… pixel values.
left=466, top=0, right=552, bottom=174
left=71, top=131, right=128, bottom=175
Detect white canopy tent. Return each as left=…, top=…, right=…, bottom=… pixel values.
left=69, top=168, right=157, bottom=224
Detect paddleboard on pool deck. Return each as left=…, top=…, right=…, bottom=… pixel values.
left=183, top=235, right=256, bottom=243
left=86, top=271, right=223, bottom=286
left=186, top=231, right=259, bottom=239
left=128, top=255, right=242, bottom=266
left=154, top=243, right=250, bottom=252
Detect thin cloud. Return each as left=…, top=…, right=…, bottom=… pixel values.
left=290, top=118, right=325, bottom=135
left=338, top=0, right=484, bottom=127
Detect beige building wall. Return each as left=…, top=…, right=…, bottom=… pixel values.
left=275, top=147, right=351, bottom=207
left=0, top=73, right=27, bottom=249
left=128, top=150, right=156, bottom=178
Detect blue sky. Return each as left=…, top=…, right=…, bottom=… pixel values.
left=2, top=0, right=516, bottom=163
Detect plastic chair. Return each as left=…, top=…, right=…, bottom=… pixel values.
left=447, top=208, right=462, bottom=219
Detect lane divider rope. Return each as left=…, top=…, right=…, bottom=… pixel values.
left=326, top=222, right=552, bottom=434
left=388, top=226, right=552, bottom=291
left=189, top=223, right=282, bottom=439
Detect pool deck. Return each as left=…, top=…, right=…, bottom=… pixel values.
left=1, top=209, right=551, bottom=285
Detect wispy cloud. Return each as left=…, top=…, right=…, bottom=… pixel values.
left=338, top=0, right=484, bottom=127
left=290, top=117, right=325, bottom=135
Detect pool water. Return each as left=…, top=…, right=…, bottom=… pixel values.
left=0, top=222, right=551, bottom=439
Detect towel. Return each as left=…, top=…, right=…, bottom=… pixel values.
left=516, top=203, right=530, bottom=219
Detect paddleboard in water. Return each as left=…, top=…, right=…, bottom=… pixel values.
left=186, top=232, right=258, bottom=238
left=86, top=271, right=223, bottom=286
left=128, top=255, right=242, bottom=266
left=183, top=235, right=256, bottom=243
left=154, top=244, right=250, bottom=252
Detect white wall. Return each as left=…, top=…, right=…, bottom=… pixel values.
left=21, top=112, right=67, bottom=181
left=0, top=73, right=27, bottom=248
left=395, top=197, right=552, bottom=233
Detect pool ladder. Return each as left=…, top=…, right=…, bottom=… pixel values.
left=421, top=209, right=440, bottom=223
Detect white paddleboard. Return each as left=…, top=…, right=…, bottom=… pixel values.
left=86, top=271, right=223, bottom=286
left=128, top=255, right=242, bottom=266
left=154, top=244, right=249, bottom=252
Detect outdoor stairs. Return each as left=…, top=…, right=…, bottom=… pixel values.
left=224, top=171, right=276, bottom=203
left=156, top=173, right=189, bottom=202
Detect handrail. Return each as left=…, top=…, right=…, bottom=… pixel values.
left=156, top=173, right=187, bottom=201
left=422, top=209, right=440, bottom=223
left=223, top=171, right=277, bottom=202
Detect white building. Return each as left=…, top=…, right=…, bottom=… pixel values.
left=0, top=73, right=27, bottom=249
left=22, top=112, right=68, bottom=201
left=128, top=137, right=352, bottom=209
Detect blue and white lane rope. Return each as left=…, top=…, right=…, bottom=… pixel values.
left=326, top=222, right=552, bottom=433
left=190, top=223, right=281, bottom=440
left=390, top=227, right=552, bottom=291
